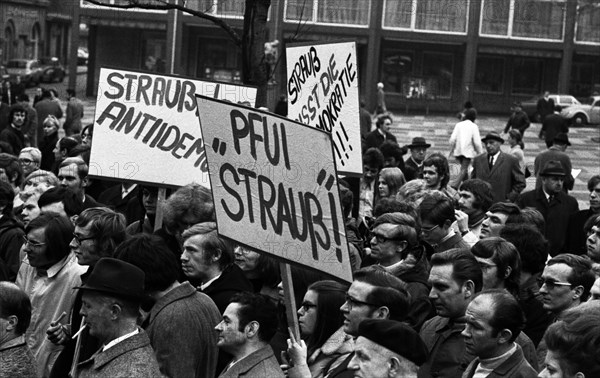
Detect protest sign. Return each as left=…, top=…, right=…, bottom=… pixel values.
left=89, top=68, right=257, bottom=187
left=196, top=96, right=353, bottom=282
left=286, top=41, right=361, bottom=176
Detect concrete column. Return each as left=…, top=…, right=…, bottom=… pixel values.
left=461, top=0, right=482, bottom=105
left=558, top=0, right=577, bottom=93
left=364, top=1, right=384, bottom=112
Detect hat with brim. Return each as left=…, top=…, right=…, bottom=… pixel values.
left=553, top=132, right=571, bottom=146
left=358, top=319, right=428, bottom=366
left=407, top=137, right=431, bottom=149
left=482, top=132, right=504, bottom=144
left=74, top=258, right=147, bottom=302
left=540, top=160, right=566, bottom=177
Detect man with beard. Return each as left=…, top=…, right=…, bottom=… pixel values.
left=453, top=179, right=493, bottom=245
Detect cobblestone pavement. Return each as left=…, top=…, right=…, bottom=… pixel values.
left=385, top=113, right=600, bottom=209
left=69, top=89, right=600, bottom=209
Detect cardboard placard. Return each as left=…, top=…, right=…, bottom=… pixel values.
left=286, top=41, right=361, bottom=176
left=89, top=68, right=257, bottom=187
left=196, top=96, right=353, bottom=282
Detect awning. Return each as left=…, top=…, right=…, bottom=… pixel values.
left=479, top=46, right=562, bottom=58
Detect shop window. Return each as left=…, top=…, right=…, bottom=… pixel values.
left=381, top=50, right=413, bottom=94
left=474, top=56, right=505, bottom=93
left=422, top=52, right=454, bottom=99
left=142, top=35, right=166, bottom=73
left=285, top=0, right=370, bottom=26
left=571, top=62, right=596, bottom=96
left=576, top=0, right=600, bottom=44
left=481, top=0, right=565, bottom=40
left=383, top=0, right=412, bottom=28
left=511, top=58, right=542, bottom=95
left=416, top=0, right=468, bottom=32
left=480, top=0, right=509, bottom=35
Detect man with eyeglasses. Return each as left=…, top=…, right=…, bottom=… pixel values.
left=536, top=253, right=595, bottom=367
left=418, top=192, right=469, bottom=253
left=323, top=266, right=411, bottom=378
left=18, top=147, right=41, bottom=178
left=16, top=212, right=86, bottom=377
left=46, top=207, right=127, bottom=377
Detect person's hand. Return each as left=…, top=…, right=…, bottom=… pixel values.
left=46, top=311, right=69, bottom=345
left=454, top=210, right=469, bottom=234
left=286, top=328, right=308, bottom=368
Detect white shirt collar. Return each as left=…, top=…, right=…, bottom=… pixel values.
left=102, top=328, right=139, bottom=352
left=200, top=273, right=222, bottom=291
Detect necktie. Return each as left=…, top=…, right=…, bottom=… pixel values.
left=548, top=194, right=554, bottom=204
left=488, top=155, right=494, bottom=170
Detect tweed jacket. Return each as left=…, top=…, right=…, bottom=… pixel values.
left=146, top=282, right=221, bottom=378
left=218, top=345, right=284, bottom=378
left=461, top=345, right=537, bottom=378
left=78, top=329, right=163, bottom=378
left=471, top=151, right=525, bottom=203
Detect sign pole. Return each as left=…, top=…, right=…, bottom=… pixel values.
left=279, top=262, right=300, bottom=341
left=153, top=187, right=167, bottom=232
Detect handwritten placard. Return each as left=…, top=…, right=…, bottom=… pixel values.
left=286, top=41, right=361, bottom=176
left=89, top=68, right=257, bottom=187
left=196, top=96, right=353, bottom=282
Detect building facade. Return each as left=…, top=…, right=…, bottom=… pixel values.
left=80, top=0, right=600, bottom=114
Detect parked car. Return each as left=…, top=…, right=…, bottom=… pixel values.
left=6, top=59, right=43, bottom=87
left=521, top=94, right=581, bottom=122
left=560, top=96, right=600, bottom=126
left=40, top=57, right=66, bottom=83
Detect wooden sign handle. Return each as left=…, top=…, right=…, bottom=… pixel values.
left=279, top=262, right=300, bottom=342
left=153, top=187, right=167, bottom=232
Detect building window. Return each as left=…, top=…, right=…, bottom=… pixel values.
left=571, top=62, right=597, bottom=96
left=285, top=0, right=370, bottom=26
left=576, top=0, right=600, bottom=44
left=481, top=0, right=566, bottom=40
left=422, top=52, right=454, bottom=98
left=187, top=0, right=245, bottom=18
left=511, top=58, right=542, bottom=95
left=381, top=50, right=414, bottom=94
left=383, top=0, right=468, bottom=33
left=474, top=56, right=505, bottom=93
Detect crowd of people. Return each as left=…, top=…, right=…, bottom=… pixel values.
left=0, top=93, right=599, bottom=378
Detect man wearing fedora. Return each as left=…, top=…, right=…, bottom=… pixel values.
left=75, top=258, right=162, bottom=377
left=403, top=137, right=431, bottom=182
left=534, top=132, right=574, bottom=192
left=471, top=132, right=525, bottom=204
left=516, top=160, right=579, bottom=256
left=348, top=319, right=428, bottom=378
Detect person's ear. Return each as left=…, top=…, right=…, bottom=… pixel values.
left=443, top=219, right=452, bottom=230
left=81, top=176, right=89, bottom=188
left=245, top=320, right=259, bottom=338
left=388, top=356, right=400, bottom=376
left=396, top=241, right=408, bottom=254
left=572, top=285, right=584, bottom=301
left=463, top=280, right=475, bottom=299
left=110, top=303, right=122, bottom=320
left=497, top=329, right=513, bottom=345
left=574, top=372, right=585, bottom=378
left=213, top=249, right=223, bottom=263
left=6, top=315, right=18, bottom=331
left=504, top=266, right=512, bottom=279
left=374, top=306, right=390, bottom=320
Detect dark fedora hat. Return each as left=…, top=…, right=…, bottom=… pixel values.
left=358, top=319, right=428, bottom=366
left=74, top=258, right=146, bottom=301
left=407, top=137, right=431, bottom=149
left=482, top=131, right=504, bottom=144
left=553, top=132, right=571, bottom=146
left=540, top=160, right=566, bottom=177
